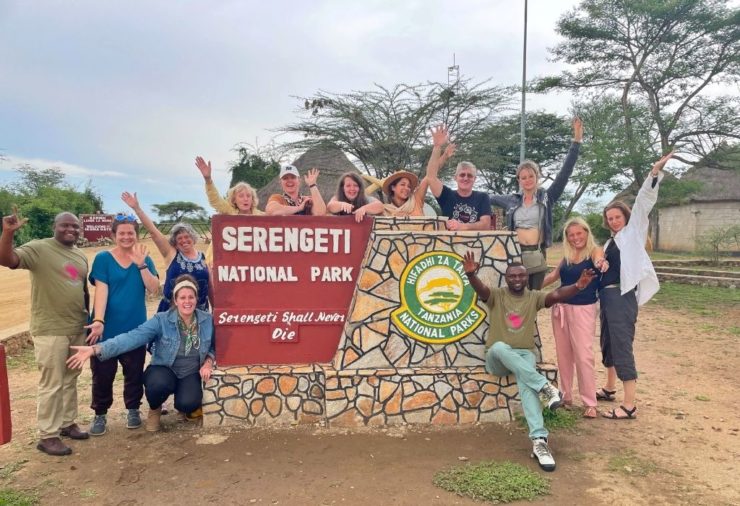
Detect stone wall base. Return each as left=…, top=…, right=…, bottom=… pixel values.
left=203, top=364, right=557, bottom=428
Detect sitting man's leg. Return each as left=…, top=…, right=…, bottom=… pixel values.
left=489, top=341, right=560, bottom=472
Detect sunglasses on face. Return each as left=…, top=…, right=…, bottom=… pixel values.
left=114, top=213, right=137, bottom=222
left=457, top=173, right=475, bottom=179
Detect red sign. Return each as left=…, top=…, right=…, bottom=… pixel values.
left=212, top=215, right=373, bottom=365
left=0, top=345, right=11, bottom=445
left=81, top=214, right=113, bottom=242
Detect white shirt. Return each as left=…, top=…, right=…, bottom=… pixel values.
left=609, top=172, right=663, bottom=306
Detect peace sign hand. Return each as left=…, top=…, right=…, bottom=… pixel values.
left=2, top=205, right=28, bottom=233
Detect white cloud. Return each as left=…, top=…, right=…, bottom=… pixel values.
left=0, top=155, right=125, bottom=178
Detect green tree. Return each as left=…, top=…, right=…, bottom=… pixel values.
left=0, top=166, right=103, bottom=245
left=537, top=0, right=740, bottom=186
left=280, top=79, right=513, bottom=179
left=462, top=112, right=572, bottom=194
left=228, top=145, right=280, bottom=189
left=151, top=201, right=206, bottom=222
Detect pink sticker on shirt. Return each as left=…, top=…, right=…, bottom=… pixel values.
left=63, top=262, right=79, bottom=280
left=507, top=312, right=523, bottom=329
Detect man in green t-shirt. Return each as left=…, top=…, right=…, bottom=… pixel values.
left=463, top=253, right=595, bottom=472
left=0, top=207, right=90, bottom=456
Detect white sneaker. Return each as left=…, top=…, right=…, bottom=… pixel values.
left=539, top=383, right=563, bottom=410
left=531, top=438, right=556, bottom=472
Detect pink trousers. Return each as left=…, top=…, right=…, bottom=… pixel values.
left=551, top=303, right=597, bottom=407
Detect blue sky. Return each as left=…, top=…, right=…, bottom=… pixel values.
left=0, top=0, right=582, bottom=216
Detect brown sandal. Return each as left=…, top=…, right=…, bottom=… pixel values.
left=583, top=406, right=598, bottom=418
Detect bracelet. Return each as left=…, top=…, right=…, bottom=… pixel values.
left=93, top=318, right=105, bottom=324
left=309, top=184, right=317, bottom=189
left=137, top=264, right=148, bottom=270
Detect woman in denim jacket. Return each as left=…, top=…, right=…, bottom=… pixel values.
left=490, top=118, right=583, bottom=289
left=68, top=274, right=215, bottom=432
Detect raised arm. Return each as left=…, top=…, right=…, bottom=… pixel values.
left=546, top=117, right=583, bottom=203
left=196, top=156, right=235, bottom=214
left=304, top=169, right=327, bottom=216
left=544, top=268, right=596, bottom=307
left=121, top=192, right=176, bottom=264
left=426, top=125, right=452, bottom=198
left=462, top=251, right=491, bottom=302
left=414, top=177, right=430, bottom=212
left=131, top=244, right=160, bottom=294
left=630, top=152, right=673, bottom=238
left=0, top=206, right=26, bottom=268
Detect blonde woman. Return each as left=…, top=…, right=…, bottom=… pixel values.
left=542, top=217, right=608, bottom=418
left=195, top=156, right=263, bottom=216
left=195, top=156, right=265, bottom=271
left=490, top=118, right=583, bottom=289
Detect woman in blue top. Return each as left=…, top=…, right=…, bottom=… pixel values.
left=122, top=192, right=210, bottom=311
left=490, top=118, right=583, bottom=289
left=85, top=215, right=160, bottom=435
left=542, top=217, right=608, bottom=419
left=68, top=274, right=215, bottom=433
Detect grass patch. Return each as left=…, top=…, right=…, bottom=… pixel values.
left=695, top=395, right=711, bottom=401
left=516, top=407, right=580, bottom=432
left=608, top=450, right=658, bottom=477
left=0, top=460, right=27, bottom=480
left=649, top=282, right=740, bottom=315
left=433, top=460, right=549, bottom=503
left=80, top=488, right=97, bottom=499
left=5, top=349, right=35, bottom=371
left=0, top=489, right=39, bottom=506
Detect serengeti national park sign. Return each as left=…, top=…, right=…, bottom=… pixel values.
left=211, top=215, right=373, bottom=365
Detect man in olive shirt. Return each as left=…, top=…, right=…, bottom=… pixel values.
left=463, top=254, right=595, bottom=472
left=0, top=208, right=90, bottom=456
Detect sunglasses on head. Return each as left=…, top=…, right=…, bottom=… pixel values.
left=114, top=213, right=137, bottom=222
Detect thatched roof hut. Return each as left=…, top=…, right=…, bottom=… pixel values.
left=257, top=146, right=364, bottom=206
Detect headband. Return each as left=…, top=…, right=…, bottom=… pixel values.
left=173, top=280, right=198, bottom=297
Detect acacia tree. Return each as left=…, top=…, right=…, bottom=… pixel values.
left=537, top=0, right=740, bottom=186
left=151, top=201, right=206, bottom=222
left=279, top=79, right=514, bottom=179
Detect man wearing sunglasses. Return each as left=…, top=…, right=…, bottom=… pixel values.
left=425, top=126, right=492, bottom=231
left=0, top=208, right=90, bottom=456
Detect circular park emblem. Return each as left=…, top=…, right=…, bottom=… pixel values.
left=391, top=251, right=484, bottom=344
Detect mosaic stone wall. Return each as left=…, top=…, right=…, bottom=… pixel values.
left=335, top=230, right=542, bottom=370
left=325, top=365, right=557, bottom=427
left=203, top=364, right=557, bottom=427
left=203, top=365, right=326, bottom=426
left=204, top=221, right=554, bottom=428
left=372, top=216, right=445, bottom=231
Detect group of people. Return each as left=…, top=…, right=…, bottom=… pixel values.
left=0, top=118, right=670, bottom=475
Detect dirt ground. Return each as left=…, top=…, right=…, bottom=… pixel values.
left=0, top=242, right=739, bottom=505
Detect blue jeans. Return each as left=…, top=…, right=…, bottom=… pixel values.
left=486, top=341, right=548, bottom=440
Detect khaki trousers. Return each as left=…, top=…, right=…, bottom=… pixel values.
left=32, top=333, right=86, bottom=438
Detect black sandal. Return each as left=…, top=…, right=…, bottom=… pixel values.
left=602, top=405, right=637, bottom=420
left=596, top=387, right=617, bottom=402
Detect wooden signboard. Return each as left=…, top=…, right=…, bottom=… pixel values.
left=212, top=215, right=373, bottom=365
